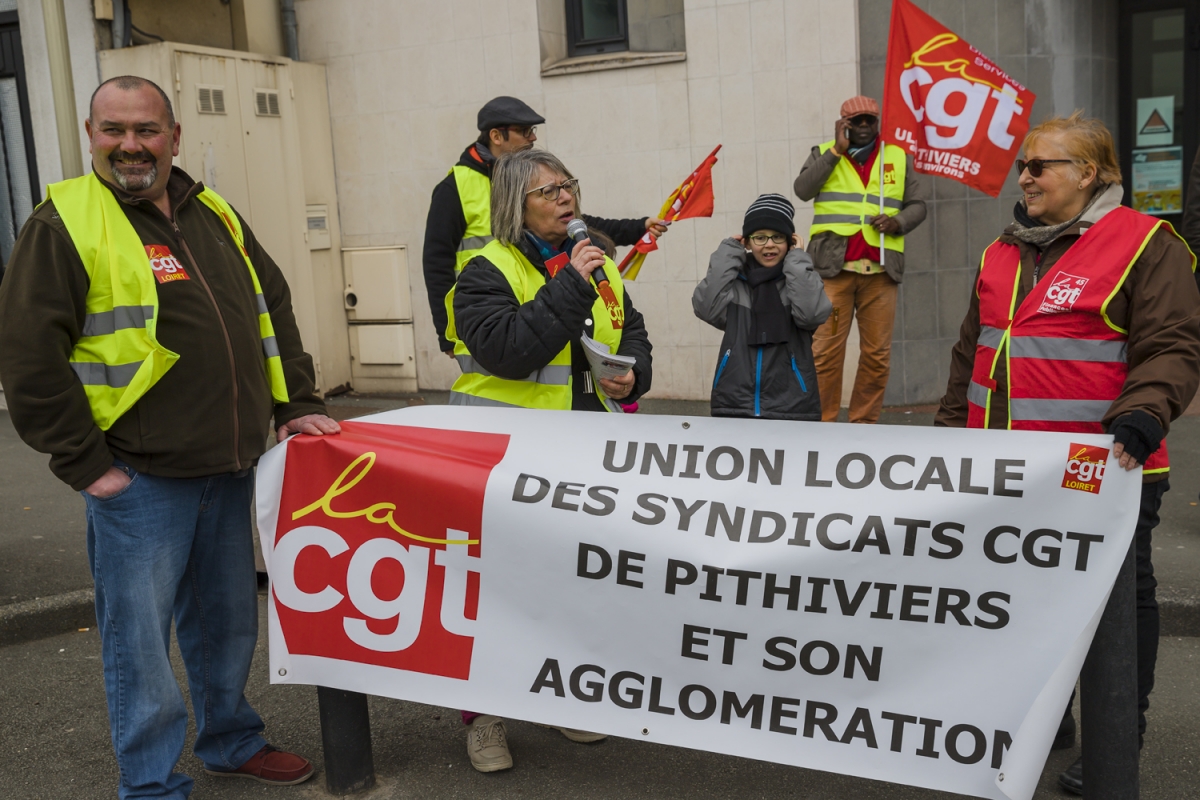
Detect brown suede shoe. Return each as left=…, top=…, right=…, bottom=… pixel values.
left=204, top=745, right=315, bottom=785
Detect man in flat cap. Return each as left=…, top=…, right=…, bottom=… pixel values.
left=794, top=95, right=928, bottom=423
left=422, top=96, right=667, bottom=358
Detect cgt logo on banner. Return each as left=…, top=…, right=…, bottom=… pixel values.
left=257, top=408, right=1142, bottom=800
left=267, top=423, right=509, bottom=679
left=882, top=0, right=1036, bottom=197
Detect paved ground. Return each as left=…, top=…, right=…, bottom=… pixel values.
left=1, top=394, right=1198, bottom=798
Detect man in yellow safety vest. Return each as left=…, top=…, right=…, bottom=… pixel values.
left=794, top=95, right=929, bottom=424
left=0, top=76, right=339, bottom=797
left=423, top=96, right=667, bottom=358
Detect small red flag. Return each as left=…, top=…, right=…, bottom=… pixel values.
left=619, top=145, right=721, bottom=280
left=882, top=0, right=1035, bottom=197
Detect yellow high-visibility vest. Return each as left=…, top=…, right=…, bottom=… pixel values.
left=451, top=164, right=495, bottom=274
left=444, top=239, right=625, bottom=412
left=809, top=140, right=908, bottom=253
left=48, top=173, right=288, bottom=431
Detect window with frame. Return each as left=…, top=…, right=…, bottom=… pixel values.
left=566, top=0, right=629, bottom=57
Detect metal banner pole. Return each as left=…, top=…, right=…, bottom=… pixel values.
left=318, top=686, right=377, bottom=794
left=1080, top=537, right=1140, bottom=798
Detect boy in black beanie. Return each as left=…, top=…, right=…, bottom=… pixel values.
left=692, top=194, right=832, bottom=419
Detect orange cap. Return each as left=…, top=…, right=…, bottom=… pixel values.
left=840, top=95, right=880, bottom=118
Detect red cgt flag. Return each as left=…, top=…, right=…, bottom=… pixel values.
left=618, top=145, right=721, bottom=280
left=882, top=0, right=1035, bottom=197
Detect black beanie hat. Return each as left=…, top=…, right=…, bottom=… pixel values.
left=743, top=193, right=795, bottom=238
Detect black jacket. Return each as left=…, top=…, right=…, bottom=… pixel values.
left=451, top=236, right=652, bottom=411
left=692, top=240, right=831, bottom=420
left=0, top=168, right=324, bottom=490
left=424, top=144, right=649, bottom=352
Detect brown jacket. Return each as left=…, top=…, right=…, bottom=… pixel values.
left=935, top=185, right=1200, bottom=481
left=0, top=168, right=325, bottom=490
left=793, top=146, right=928, bottom=283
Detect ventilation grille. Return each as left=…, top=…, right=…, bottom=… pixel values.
left=196, top=85, right=225, bottom=114
left=254, top=89, right=281, bottom=117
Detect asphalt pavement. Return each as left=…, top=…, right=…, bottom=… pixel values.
left=1, top=396, right=1198, bottom=798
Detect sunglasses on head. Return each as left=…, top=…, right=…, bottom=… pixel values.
left=846, top=114, right=877, bottom=127
left=1015, top=158, right=1073, bottom=177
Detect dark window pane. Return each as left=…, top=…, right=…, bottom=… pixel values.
left=580, top=0, right=621, bottom=40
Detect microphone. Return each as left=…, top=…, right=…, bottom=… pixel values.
left=566, top=218, right=609, bottom=286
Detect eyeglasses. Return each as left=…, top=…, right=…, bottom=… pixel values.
left=847, top=114, right=877, bottom=127
left=748, top=233, right=789, bottom=245
left=500, top=125, right=537, bottom=139
left=1015, top=158, right=1074, bottom=177
left=526, top=178, right=579, bottom=201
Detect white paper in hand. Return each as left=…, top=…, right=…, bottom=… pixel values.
left=580, top=333, right=635, bottom=383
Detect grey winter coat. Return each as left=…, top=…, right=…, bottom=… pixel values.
left=793, top=147, right=928, bottom=283
left=692, top=239, right=832, bottom=420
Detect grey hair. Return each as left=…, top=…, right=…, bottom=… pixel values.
left=490, top=149, right=581, bottom=246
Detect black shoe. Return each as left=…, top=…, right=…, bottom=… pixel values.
left=1053, top=711, right=1076, bottom=750
left=1058, top=756, right=1083, bottom=796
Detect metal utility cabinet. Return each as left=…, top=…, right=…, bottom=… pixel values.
left=98, top=42, right=359, bottom=395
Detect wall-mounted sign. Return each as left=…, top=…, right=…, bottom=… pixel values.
left=1136, top=96, right=1175, bottom=147
left=1132, top=146, right=1183, bottom=216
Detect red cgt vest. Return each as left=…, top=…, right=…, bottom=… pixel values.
left=967, top=206, right=1191, bottom=475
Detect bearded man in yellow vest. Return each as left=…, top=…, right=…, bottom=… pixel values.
left=422, top=96, right=667, bottom=359
left=794, top=95, right=929, bottom=423
left=0, top=76, right=338, bottom=797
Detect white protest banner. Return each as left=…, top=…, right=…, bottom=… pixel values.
left=256, top=406, right=1140, bottom=800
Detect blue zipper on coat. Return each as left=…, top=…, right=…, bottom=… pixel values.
left=713, top=349, right=731, bottom=388
left=754, top=347, right=763, bottom=416
left=790, top=355, right=808, bottom=391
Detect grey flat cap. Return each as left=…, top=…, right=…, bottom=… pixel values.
left=477, top=96, right=546, bottom=132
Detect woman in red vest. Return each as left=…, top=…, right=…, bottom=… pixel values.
left=936, top=111, right=1200, bottom=795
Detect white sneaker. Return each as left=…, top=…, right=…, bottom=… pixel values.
left=467, top=715, right=513, bottom=772
left=537, top=723, right=608, bottom=743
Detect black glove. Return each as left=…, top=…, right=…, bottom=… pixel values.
left=1108, top=410, right=1164, bottom=465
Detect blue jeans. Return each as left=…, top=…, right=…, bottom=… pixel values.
left=84, top=465, right=266, bottom=799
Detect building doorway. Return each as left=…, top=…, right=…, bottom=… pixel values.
left=1118, top=1, right=1197, bottom=229
left=0, top=8, right=38, bottom=268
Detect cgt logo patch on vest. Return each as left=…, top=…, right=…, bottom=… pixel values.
left=270, top=421, right=510, bottom=679
left=145, top=245, right=190, bottom=283
left=1062, top=443, right=1108, bottom=493
left=1038, top=271, right=1088, bottom=314
left=883, top=163, right=898, bottom=185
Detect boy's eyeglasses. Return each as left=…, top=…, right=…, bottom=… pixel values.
left=526, top=178, right=579, bottom=201
left=748, top=233, right=789, bottom=245
left=1015, top=158, right=1073, bottom=178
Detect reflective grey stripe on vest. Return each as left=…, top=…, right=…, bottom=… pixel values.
left=815, top=191, right=864, bottom=204
left=449, top=391, right=521, bottom=408
left=1009, top=398, right=1112, bottom=422
left=262, top=336, right=280, bottom=358
left=457, top=235, right=495, bottom=253
left=967, top=381, right=990, bottom=408
left=456, top=355, right=570, bottom=385
left=865, top=194, right=903, bottom=210
left=255, top=293, right=269, bottom=315
left=1010, top=336, right=1127, bottom=363
left=978, top=325, right=1005, bottom=350
left=811, top=214, right=864, bottom=225
left=81, top=305, right=155, bottom=337
left=70, top=361, right=141, bottom=388
left=604, top=397, right=624, bottom=413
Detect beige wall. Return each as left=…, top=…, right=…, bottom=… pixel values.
left=295, top=0, right=859, bottom=399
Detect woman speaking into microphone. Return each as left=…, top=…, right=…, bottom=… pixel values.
left=443, top=148, right=652, bottom=773
left=446, top=148, right=651, bottom=413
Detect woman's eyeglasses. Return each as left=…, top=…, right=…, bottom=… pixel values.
left=748, top=233, right=789, bottom=245
left=1015, top=158, right=1074, bottom=178
left=526, top=178, right=579, bottom=201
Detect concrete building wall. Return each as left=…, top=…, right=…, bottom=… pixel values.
left=858, top=0, right=1119, bottom=406
left=294, top=0, right=861, bottom=399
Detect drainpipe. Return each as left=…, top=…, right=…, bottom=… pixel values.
left=281, top=0, right=299, bottom=60
left=111, top=0, right=126, bottom=49
left=42, top=0, right=83, bottom=179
